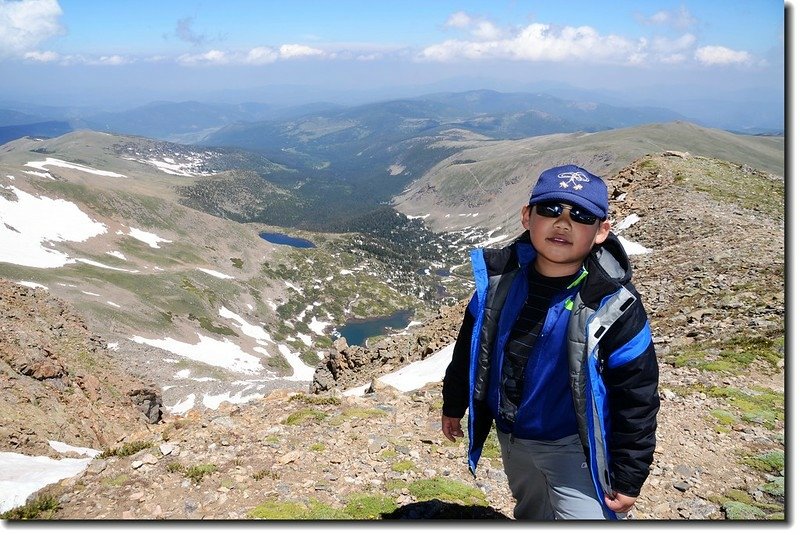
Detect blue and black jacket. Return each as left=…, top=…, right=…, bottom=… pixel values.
left=442, top=231, right=659, bottom=519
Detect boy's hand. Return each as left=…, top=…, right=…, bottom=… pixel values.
left=441, top=416, right=464, bottom=442
left=604, top=491, right=636, bottom=513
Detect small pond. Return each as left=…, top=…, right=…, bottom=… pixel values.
left=335, top=309, right=414, bottom=347
left=259, top=231, right=315, bottom=249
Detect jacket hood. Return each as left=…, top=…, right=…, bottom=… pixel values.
left=580, top=232, right=633, bottom=308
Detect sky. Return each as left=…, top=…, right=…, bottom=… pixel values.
left=0, top=0, right=787, bottom=109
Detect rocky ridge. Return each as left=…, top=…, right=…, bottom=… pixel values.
left=0, top=281, right=162, bottom=457
left=1, top=152, right=785, bottom=521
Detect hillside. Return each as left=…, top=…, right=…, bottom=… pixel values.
left=196, top=91, right=691, bottom=217
left=0, top=131, right=470, bottom=419
left=0, top=150, right=784, bottom=521
left=0, top=279, right=160, bottom=457
left=393, top=122, right=784, bottom=236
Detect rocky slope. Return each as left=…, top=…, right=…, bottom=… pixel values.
left=2, top=151, right=785, bottom=521
left=0, top=280, right=161, bottom=457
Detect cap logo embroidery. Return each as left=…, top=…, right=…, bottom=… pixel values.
left=557, top=171, right=590, bottom=191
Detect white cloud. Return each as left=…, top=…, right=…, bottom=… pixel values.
left=177, top=49, right=230, bottom=65
left=421, top=23, right=639, bottom=64
left=652, top=33, right=696, bottom=54
left=245, top=46, right=278, bottom=65
left=646, top=10, right=670, bottom=25
left=87, top=54, right=128, bottom=66
left=649, top=33, right=696, bottom=64
left=424, top=18, right=756, bottom=70
left=26, top=51, right=132, bottom=66
left=444, top=11, right=503, bottom=41
left=446, top=11, right=472, bottom=28
left=695, top=45, right=752, bottom=65
left=279, top=43, right=325, bottom=59
left=639, top=6, right=697, bottom=30
left=0, top=0, right=64, bottom=58
left=23, top=49, right=59, bottom=62
left=176, top=44, right=327, bottom=66
left=473, top=20, right=503, bottom=41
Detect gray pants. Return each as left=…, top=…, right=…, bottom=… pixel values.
left=497, top=431, right=608, bottom=520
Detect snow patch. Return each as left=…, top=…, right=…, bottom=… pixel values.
left=131, top=334, right=264, bottom=375
left=25, top=157, right=126, bottom=178
left=284, top=280, right=303, bottom=294
left=17, top=280, right=47, bottom=289
left=0, top=443, right=98, bottom=514
left=76, top=258, right=139, bottom=273
left=308, top=316, right=329, bottom=336
left=126, top=227, right=172, bottom=248
left=614, top=214, right=641, bottom=232
left=219, top=306, right=273, bottom=343
left=167, top=394, right=196, bottom=415
left=23, top=170, right=54, bottom=180
left=277, top=344, right=315, bottom=381
left=202, top=390, right=264, bottom=410
left=197, top=268, right=234, bottom=280
left=0, top=186, right=107, bottom=268
left=345, top=343, right=455, bottom=396
left=48, top=441, right=101, bottom=458
left=618, top=235, right=652, bottom=255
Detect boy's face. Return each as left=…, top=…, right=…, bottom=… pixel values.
left=521, top=203, right=611, bottom=277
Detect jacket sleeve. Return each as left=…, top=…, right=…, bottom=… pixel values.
left=599, top=288, right=660, bottom=497
left=441, top=303, right=475, bottom=419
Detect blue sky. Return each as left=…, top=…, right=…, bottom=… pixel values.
left=0, top=0, right=787, bottom=110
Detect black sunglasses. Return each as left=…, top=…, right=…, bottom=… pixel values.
left=534, top=202, right=599, bottom=225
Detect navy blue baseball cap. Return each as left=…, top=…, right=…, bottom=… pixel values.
left=528, top=164, right=608, bottom=218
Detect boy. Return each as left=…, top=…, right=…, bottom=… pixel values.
left=441, top=164, right=659, bottom=520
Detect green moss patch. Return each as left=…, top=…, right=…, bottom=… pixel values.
left=668, top=335, right=783, bottom=374
left=388, top=477, right=488, bottom=507
left=247, top=499, right=349, bottom=520
left=102, top=474, right=130, bottom=487
left=289, top=393, right=341, bottom=405
left=744, top=450, right=784, bottom=474
left=98, top=440, right=152, bottom=459
left=709, top=409, right=738, bottom=432
left=0, top=495, right=60, bottom=520
left=723, top=501, right=766, bottom=520
left=706, top=386, right=784, bottom=429
left=166, top=462, right=217, bottom=484
left=391, top=460, right=417, bottom=473
left=284, top=408, right=328, bottom=425
left=343, top=493, right=396, bottom=519
left=760, top=476, right=785, bottom=498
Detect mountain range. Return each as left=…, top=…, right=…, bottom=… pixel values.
left=1, top=87, right=781, bottom=150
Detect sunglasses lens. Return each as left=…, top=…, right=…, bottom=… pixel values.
left=535, top=203, right=562, bottom=218
left=535, top=203, right=597, bottom=225
left=568, top=207, right=597, bottom=225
